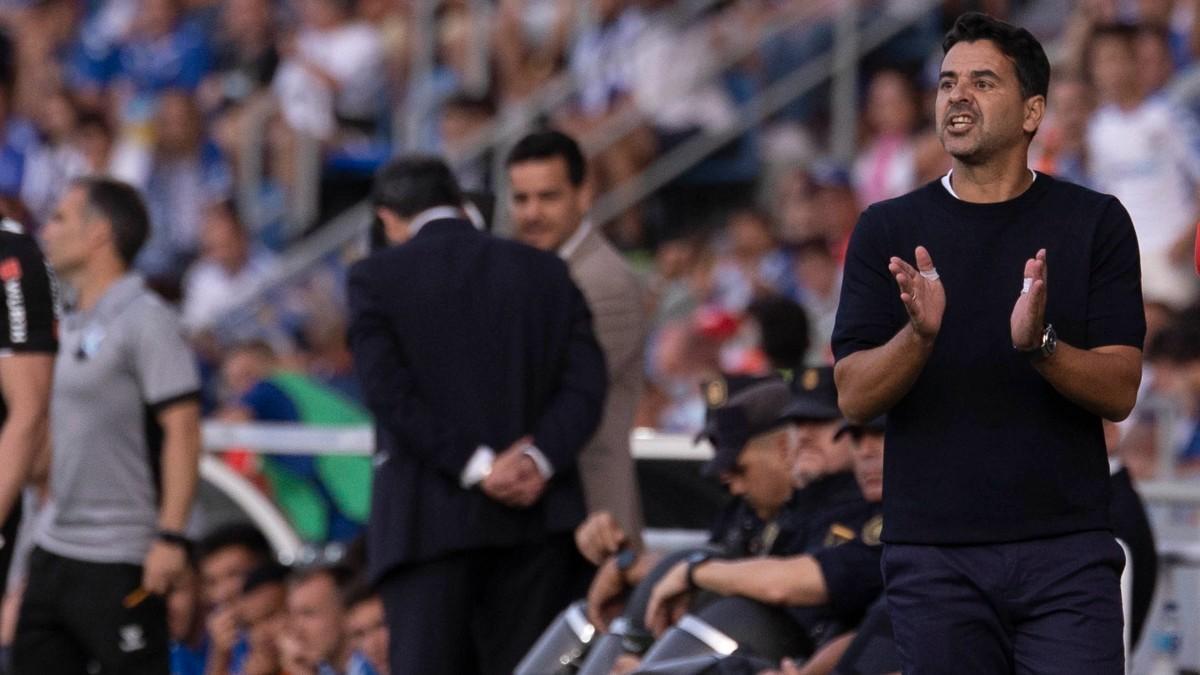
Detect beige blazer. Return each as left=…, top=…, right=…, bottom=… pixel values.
left=565, top=227, right=648, bottom=545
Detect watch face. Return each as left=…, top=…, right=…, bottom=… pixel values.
left=1044, top=325, right=1057, bottom=355
left=615, top=548, right=637, bottom=571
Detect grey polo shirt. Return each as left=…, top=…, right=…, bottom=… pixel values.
left=38, top=274, right=200, bottom=565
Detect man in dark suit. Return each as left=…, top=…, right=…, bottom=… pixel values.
left=347, top=156, right=608, bottom=675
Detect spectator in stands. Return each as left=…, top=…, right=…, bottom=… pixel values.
left=1134, top=0, right=1193, bottom=67
left=295, top=306, right=362, bottom=403
left=278, top=566, right=375, bottom=674
left=808, top=163, right=859, bottom=264
left=76, top=111, right=116, bottom=175
left=21, top=89, right=86, bottom=227
left=196, top=525, right=273, bottom=674
left=439, top=92, right=496, bottom=192
left=1136, top=23, right=1176, bottom=97
left=493, top=0, right=577, bottom=103
left=217, top=341, right=366, bottom=543
left=746, top=295, right=811, bottom=374
left=853, top=69, right=920, bottom=207
left=784, top=238, right=841, bottom=364
left=201, top=0, right=278, bottom=116
left=629, top=0, right=736, bottom=147
left=202, top=0, right=279, bottom=166
left=557, top=0, right=653, bottom=247
left=1145, top=317, right=1200, bottom=474
left=0, top=74, right=36, bottom=221
left=181, top=200, right=277, bottom=334
left=343, top=585, right=389, bottom=675
left=136, top=90, right=232, bottom=290
left=271, top=0, right=386, bottom=142
left=6, top=0, right=83, bottom=114
left=109, top=0, right=211, bottom=135
left=213, top=563, right=289, bottom=675
left=567, top=0, right=643, bottom=124
left=1030, top=76, right=1093, bottom=187
left=198, top=524, right=273, bottom=609
left=709, top=208, right=786, bottom=312
left=169, top=552, right=209, bottom=675
left=1087, top=23, right=1200, bottom=309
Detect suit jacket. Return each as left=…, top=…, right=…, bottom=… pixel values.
left=564, top=227, right=648, bottom=544
left=347, top=218, right=608, bottom=582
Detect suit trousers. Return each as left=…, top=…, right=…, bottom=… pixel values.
left=379, top=533, right=577, bottom=675
left=883, top=530, right=1126, bottom=675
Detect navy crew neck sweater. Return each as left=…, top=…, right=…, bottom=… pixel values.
left=832, top=172, right=1145, bottom=545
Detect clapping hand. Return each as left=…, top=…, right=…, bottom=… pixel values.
left=889, top=246, right=945, bottom=341
left=1011, top=249, right=1047, bottom=351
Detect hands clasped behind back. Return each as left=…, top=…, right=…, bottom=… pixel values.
left=480, top=436, right=547, bottom=508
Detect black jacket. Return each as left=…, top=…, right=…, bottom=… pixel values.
left=347, top=219, right=608, bottom=581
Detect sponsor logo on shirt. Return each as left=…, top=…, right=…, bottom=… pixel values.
left=118, top=624, right=146, bottom=653
left=2, top=258, right=25, bottom=344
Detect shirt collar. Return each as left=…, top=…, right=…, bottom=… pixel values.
left=409, top=206, right=466, bottom=238
left=941, top=168, right=1037, bottom=200
left=557, top=220, right=593, bottom=260
left=63, top=273, right=145, bottom=330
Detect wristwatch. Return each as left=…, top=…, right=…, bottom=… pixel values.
left=614, top=547, right=638, bottom=583
left=685, top=551, right=714, bottom=590
left=156, top=529, right=191, bottom=550
left=1022, top=323, right=1057, bottom=363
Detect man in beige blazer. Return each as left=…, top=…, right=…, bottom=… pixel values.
left=507, top=130, right=648, bottom=552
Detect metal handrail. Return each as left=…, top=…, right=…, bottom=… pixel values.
left=196, top=201, right=372, bottom=334
left=447, top=0, right=737, bottom=175
left=588, top=1, right=939, bottom=226
left=574, top=0, right=838, bottom=160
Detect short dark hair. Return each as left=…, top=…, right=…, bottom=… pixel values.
left=243, top=562, right=290, bottom=595
left=340, top=578, right=379, bottom=611
left=197, top=523, right=273, bottom=565
left=72, top=176, right=150, bottom=267
left=747, top=295, right=811, bottom=372
left=1147, top=319, right=1200, bottom=363
left=287, top=564, right=355, bottom=597
left=76, top=111, right=113, bottom=138
left=1088, top=22, right=1140, bottom=59
left=444, top=91, right=496, bottom=117
left=505, top=129, right=587, bottom=186
left=371, top=156, right=463, bottom=219
left=943, top=12, right=1050, bottom=101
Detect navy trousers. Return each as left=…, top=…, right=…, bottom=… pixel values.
left=882, top=530, right=1125, bottom=675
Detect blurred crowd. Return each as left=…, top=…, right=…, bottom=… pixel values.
left=0, top=0, right=1193, bottom=542
left=169, top=524, right=388, bottom=675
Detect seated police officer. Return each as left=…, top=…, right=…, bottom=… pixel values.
left=584, top=378, right=816, bottom=629
left=642, top=416, right=887, bottom=674
left=575, top=371, right=874, bottom=668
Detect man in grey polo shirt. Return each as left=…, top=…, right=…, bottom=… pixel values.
left=14, top=177, right=202, bottom=674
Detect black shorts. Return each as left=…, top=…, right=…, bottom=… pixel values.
left=13, top=548, right=168, bottom=675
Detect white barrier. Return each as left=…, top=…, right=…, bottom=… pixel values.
left=199, top=421, right=1200, bottom=563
